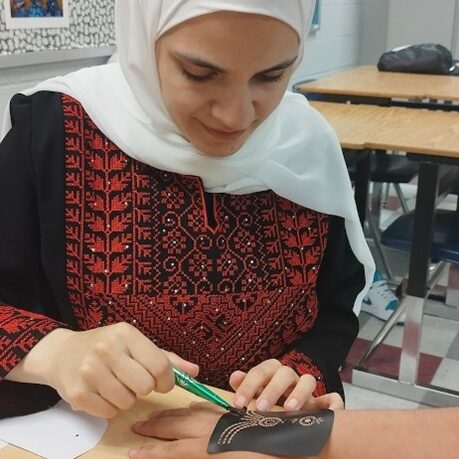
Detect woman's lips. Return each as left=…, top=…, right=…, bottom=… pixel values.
left=201, top=123, right=247, bottom=141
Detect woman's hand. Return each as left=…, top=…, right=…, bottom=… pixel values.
left=129, top=403, right=277, bottom=459
left=8, top=324, right=198, bottom=419
left=229, top=359, right=343, bottom=412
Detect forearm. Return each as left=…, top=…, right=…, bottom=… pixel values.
left=321, top=408, right=458, bottom=459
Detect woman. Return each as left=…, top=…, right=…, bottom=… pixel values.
left=0, top=0, right=373, bottom=420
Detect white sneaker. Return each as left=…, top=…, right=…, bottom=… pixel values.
left=361, top=273, right=405, bottom=324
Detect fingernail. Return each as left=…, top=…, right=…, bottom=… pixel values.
left=285, top=398, right=299, bottom=410
left=134, top=421, right=145, bottom=429
left=256, top=398, right=269, bottom=411
left=128, top=448, right=140, bottom=458
left=235, top=396, right=246, bottom=408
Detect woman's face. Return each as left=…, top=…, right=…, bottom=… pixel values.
left=156, top=12, right=299, bottom=157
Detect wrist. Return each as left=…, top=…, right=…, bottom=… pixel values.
left=6, top=328, right=74, bottom=386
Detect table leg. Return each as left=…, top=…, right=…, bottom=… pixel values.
left=399, top=162, right=439, bottom=383
left=352, top=161, right=459, bottom=406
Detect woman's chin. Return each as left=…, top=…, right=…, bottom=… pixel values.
left=194, top=141, right=243, bottom=158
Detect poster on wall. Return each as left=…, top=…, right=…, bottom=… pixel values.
left=4, top=0, right=69, bottom=29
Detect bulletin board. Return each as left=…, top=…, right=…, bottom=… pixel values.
left=0, top=0, right=115, bottom=56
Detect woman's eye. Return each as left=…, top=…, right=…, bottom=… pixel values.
left=255, top=72, right=285, bottom=83
left=182, top=69, right=216, bottom=83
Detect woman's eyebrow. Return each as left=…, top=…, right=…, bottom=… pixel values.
left=174, top=52, right=224, bottom=72
left=173, top=52, right=297, bottom=74
left=260, top=56, right=298, bottom=73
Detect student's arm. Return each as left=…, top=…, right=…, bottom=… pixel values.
left=128, top=405, right=459, bottom=459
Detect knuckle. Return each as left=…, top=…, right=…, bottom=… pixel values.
left=67, top=388, right=87, bottom=405
left=113, top=321, right=134, bottom=336
left=93, top=341, right=111, bottom=358
left=155, top=356, right=173, bottom=376
left=79, top=364, right=95, bottom=380
left=138, top=379, right=155, bottom=396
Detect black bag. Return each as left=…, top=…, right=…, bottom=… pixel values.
left=377, top=43, right=457, bottom=75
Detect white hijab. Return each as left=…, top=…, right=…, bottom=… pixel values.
left=1, top=0, right=374, bottom=313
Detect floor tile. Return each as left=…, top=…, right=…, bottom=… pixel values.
left=357, top=314, right=458, bottom=357
left=341, top=338, right=442, bottom=385
left=431, top=358, right=459, bottom=392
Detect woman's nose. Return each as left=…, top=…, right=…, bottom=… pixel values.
left=211, top=88, right=255, bottom=131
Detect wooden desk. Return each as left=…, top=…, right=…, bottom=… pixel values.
left=297, top=65, right=459, bottom=104
left=0, top=386, right=229, bottom=458
left=311, top=101, right=459, bottom=406
left=310, top=101, right=459, bottom=157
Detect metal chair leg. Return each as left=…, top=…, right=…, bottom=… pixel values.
left=367, top=205, right=395, bottom=281
left=394, top=183, right=410, bottom=214
left=382, top=183, right=390, bottom=208
left=356, top=297, right=408, bottom=367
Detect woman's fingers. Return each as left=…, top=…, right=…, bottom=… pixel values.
left=69, top=390, right=119, bottom=419
left=283, top=374, right=316, bottom=411
left=115, top=325, right=175, bottom=393
left=163, top=350, right=200, bottom=378
left=110, top=356, right=156, bottom=397
left=233, top=359, right=282, bottom=409
left=307, top=392, right=344, bottom=410
left=50, top=323, right=200, bottom=420
left=254, top=365, right=300, bottom=411
left=229, top=370, right=246, bottom=391
left=81, top=359, right=137, bottom=411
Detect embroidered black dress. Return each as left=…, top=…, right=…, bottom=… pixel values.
left=0, top=92, right=364, bottom=418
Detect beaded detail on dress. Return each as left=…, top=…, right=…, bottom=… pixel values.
left=62, top=95, right=330, bottom=389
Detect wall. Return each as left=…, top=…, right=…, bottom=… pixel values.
left=360, top=0, right=389, bottom=64
left=386, top=0, right=457, bottom=52
left=291, top=0, right=363, bottom=84
left=360, top=0, right=459, bottom=65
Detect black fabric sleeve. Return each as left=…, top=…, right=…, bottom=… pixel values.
left=0, top=92, right=67, bottom=418
left=280, top=216, right=364, bottom=399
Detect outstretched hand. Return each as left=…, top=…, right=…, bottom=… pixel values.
left=129, top=403, right=279, bottom=459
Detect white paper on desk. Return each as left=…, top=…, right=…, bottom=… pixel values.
left=0, top=400, right=107, bottom=459
left=0, top=439, right=7, bottom=450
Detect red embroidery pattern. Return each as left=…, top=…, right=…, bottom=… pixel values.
left=0, top=306, right=63, bottom=378
left=280, top=351, right=327, bottom=396
left=62, top=95, right=330, bottom=389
